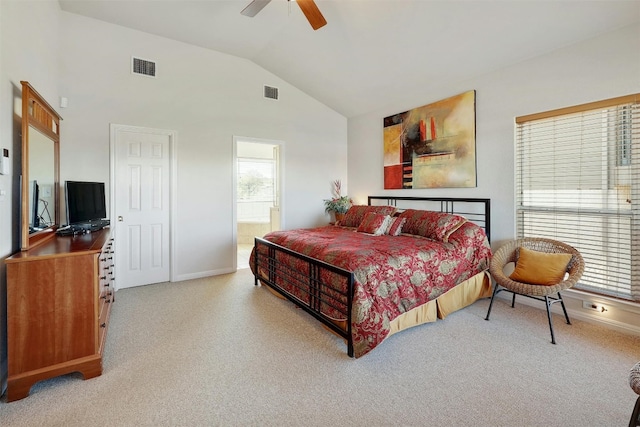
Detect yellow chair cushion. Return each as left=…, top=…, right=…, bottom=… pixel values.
left=509, top=247, right=572, bottom=286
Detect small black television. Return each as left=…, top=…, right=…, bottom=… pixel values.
left=65, top=181, right=107, bottom=225
left=30, top=180, right=40, bottom=229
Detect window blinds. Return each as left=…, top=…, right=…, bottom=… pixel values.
left=515, top=94, right=640, bottom=301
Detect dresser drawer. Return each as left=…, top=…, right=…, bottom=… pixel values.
left=98, top=289, right=112, bottom=354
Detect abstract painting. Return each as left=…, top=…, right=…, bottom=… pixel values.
left=383, top=90, right=476, bottom=189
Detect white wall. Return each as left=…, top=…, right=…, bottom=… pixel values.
left=347, top=23, right=640, bottom=333
left=1, top=1, right=638, bottom=395
left=0, top=0, right=61, bottom=397
left=348, top=23, right=640, bottom=246
left=0, top=2, right=347, bottom=391
left=58, top=12, right=348, bottom=280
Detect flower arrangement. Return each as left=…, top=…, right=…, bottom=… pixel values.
left=323, top=180, right=352, bottom=214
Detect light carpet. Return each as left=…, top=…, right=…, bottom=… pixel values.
left=1, top=267, right=638, bottom=426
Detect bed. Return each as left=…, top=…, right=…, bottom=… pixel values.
left=250, top=196, right=492, bottom=358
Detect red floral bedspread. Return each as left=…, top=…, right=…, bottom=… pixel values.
left=250, top=221, right=491, bottom=357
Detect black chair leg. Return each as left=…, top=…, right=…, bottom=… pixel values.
left=629, top=395, right=640, bottom=427
left=557, top=292, right=571, bottom=325
left=545, top=296, right=557, bottom=344
left=485, top=283, right=500, bottom=321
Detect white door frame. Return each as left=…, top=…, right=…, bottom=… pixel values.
left=232, top=135, right=285, bottom=271
left=110, top=124, right=178, bottom=288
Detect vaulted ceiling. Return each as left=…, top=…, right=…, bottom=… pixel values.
left=59, top=0, right=640, bottom=118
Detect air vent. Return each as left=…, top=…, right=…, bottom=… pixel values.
left=264, top=85, right=279, bottom=100
left=132, top=57, right=157, bottom=77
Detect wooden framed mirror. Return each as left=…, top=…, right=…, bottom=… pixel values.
left=20, top=81, right=62, bottom=251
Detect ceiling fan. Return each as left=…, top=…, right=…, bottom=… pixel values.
left=241, top=0, right=327, bottom=30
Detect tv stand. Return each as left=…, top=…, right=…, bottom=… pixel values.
left=57, top=219, right=111, bottom=236
left=5, top=228, right=115, bottom=401
left=84, top=218, right=111, bottom=230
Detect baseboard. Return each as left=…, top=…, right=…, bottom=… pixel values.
left=495, top=289, right=640, bottom=337
left=174, top=267, right=236, bottom=282
left=566, top=308, right=640, bottom=336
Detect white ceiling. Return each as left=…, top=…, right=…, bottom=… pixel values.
left=58, top=0, right=640, bottom=118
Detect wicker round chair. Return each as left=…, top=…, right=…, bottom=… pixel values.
left=485, top=238, right=585, bottom=344
left=630, top=362, right=640, bottom=427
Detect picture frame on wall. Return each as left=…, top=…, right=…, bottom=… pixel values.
left=383, top=90, right=477, bottom=189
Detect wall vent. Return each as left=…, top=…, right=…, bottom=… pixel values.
left=132, top=57, right=157, bottom=77
left=264, top=85, right=279, bottom=100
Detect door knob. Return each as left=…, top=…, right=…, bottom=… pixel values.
left=118, top=216, right=123, bottom=222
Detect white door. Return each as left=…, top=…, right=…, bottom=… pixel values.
left=112, top=125, right=174, bottom=289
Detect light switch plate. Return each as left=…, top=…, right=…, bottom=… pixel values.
left=0, top=148, right=9, bottom=175
left=41, top=185, right=52, bottom=197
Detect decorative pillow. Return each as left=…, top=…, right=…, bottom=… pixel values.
left=509, top=247, right=573, bottom=286
left=398, top=209, right=467, bottom=242
left=340, top=205, right=396, bottom=228
left=386, top=217, right=406, bottom=236
left=357, top=213, right=392, bottom=235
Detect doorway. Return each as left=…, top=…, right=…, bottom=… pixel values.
left=110, top=124, right=177, bottom=289
left=234, top=137, right=282, bottom=270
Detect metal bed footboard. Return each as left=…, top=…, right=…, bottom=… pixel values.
left=253, top=236, right=355, bottom=357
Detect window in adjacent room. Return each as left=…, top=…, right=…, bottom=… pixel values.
left=235, top=139, right=282, bottom=269
left=515, top=94, right=640, bottom=301
left=237, top=156, right=276, bottom=222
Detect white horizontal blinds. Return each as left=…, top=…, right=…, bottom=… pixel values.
left=515, top=94, right=640, bottom=301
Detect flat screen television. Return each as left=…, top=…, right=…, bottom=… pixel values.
left=65, top=181, right=107, bottom=225
left=30, top=180, right=40, bottom=229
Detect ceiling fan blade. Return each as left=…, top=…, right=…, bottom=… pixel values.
left=296, top=0, right=327, bottom=30
left=240, top=0, right=272, bottom=18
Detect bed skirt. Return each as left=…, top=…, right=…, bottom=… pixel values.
left=261, top=270, right=492, bottom=347
left=388, top=270, right=492, bottom=337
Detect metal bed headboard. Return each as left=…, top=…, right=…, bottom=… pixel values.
left=367, top=196, right=491, bottom=242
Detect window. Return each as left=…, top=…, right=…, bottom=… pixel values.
left=237, top=158, right=276, bottom=222
left=515, top=94, right=640, bottom=301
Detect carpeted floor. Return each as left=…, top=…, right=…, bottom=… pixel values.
left=1, top=268, right=639, bottom=426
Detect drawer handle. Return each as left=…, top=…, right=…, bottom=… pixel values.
left=100, top=323, right=106, bottom=328
left=100, top=276, right=106, bottom=280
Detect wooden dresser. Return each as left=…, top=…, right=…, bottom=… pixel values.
left=5, top=228, right=115, bottom=401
